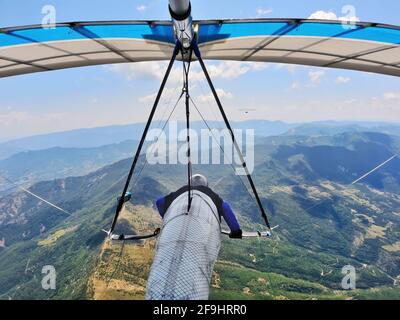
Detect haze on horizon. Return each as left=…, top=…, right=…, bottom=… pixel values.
left=1, top=0, right=400, bottom=140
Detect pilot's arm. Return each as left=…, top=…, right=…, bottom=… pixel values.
left=156, top=189, right=180, bottom=218
left=221, top=202, right=242, bottom=239
left=156, top=197, right=167, bottom=217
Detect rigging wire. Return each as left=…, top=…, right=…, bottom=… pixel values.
left=192, top=76, right=257, bottom=202
left=303, top=152, right=400, bottom=213
left=193, top=73, right=257, bottom=198
left=104, top=50, right=198, bottom=283
left=189, top=96, right=259, bottom=210
left=105, top=74, right=186, bottom=290
left=151, top=83, right=181, bottom=139
left=192, top=71, right=262, bottom=200
left=193, top=76, right=222, bottom=128
left=0, top=89, right=183, bottom=222
left=108, top=43, right=180, bottom=236
left=105, top=53, right=197, bottom=288
left=351, top=153, right=399, bottom=185
left=104, top=79, right=185, bottom=281
left=130, top=90, right=185, bottom=191
left=194, top=49, right=271, bottom=229
left=0, top=174, right=71, bottom=216
left=182, top=49, right=194, bottom=211
left=212, top=176, right=225, bottom=189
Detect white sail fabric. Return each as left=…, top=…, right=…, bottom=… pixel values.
left=146, top=190, right=221, bottom=300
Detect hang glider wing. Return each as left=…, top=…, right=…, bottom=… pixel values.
left=197, top=19, right=400, bottom=77
left=1, top=19, right=400, bottom=78
left=0, top=21, right=176, bottom=77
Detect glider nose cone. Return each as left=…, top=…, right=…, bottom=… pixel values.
left=168, top=0, right=194, bottom=49
left=169, top=0, right=190, bottom=16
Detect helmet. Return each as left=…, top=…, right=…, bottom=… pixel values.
left=191, top=174, right=208, bottom=187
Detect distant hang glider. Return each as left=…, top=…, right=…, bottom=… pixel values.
left=1, top=18, right=400, bottom=77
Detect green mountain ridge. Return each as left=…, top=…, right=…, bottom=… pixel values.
left=0, top=131, right=399, bottom=299
left=2, top=120, right=400, bottom=161
left=0, top=140, right=138, bottom=194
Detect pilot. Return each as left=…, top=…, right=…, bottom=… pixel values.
left=155, top=174, right=243, bottom=239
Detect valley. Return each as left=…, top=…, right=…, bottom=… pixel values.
left=0, top=125, right=399, bottom=300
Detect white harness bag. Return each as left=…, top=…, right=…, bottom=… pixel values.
left=146, top=190, right=221, bottom=300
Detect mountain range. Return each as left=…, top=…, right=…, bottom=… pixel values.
left=0, top=127, right=399, bottom=300
left=0, top=141, right=137, bottom=194
left=0, top=120, right=296, bottom=161
left=1, top=120, right=399, bottom=161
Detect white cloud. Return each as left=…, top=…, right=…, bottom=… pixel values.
left=0, top=111, right=65, bottom=126
left=138, top=93, right=157, bottom=104
left=275, top=63, right=298, bottom=74
left=136, top=5, right=146, bottom=12
left=235, top=93, right=400, bottom=123
left=256, top=8, right=273, bottom=17
left=0, top=111, right=30, bottom=125
left=291, top=82, right=300, bottom=90
left=125, top=61, right=265, bottom=105
left=108, top=62, right=173, bottom=81
left=308, top=10, right=359, bottom=22
left=206, top=61, right=268, bottom=80
left=109, top=61, right=268, bottom=84
left=335, top=76, right=351, bottom=84
left=109, top=62, right=193, bottom=85
left=308, top=70, right=325, bottom=84
left=344, top=98, right=357, bottom=105
left=199, top=89, right=233, bottom=103
left=308, top=10, right=338, bottom=20
left=138, top=87, right=178, bottom=104
left=383, top=92, right=400, bottom=100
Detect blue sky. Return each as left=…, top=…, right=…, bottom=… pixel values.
left=0, top=0, right=400, bottom=140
